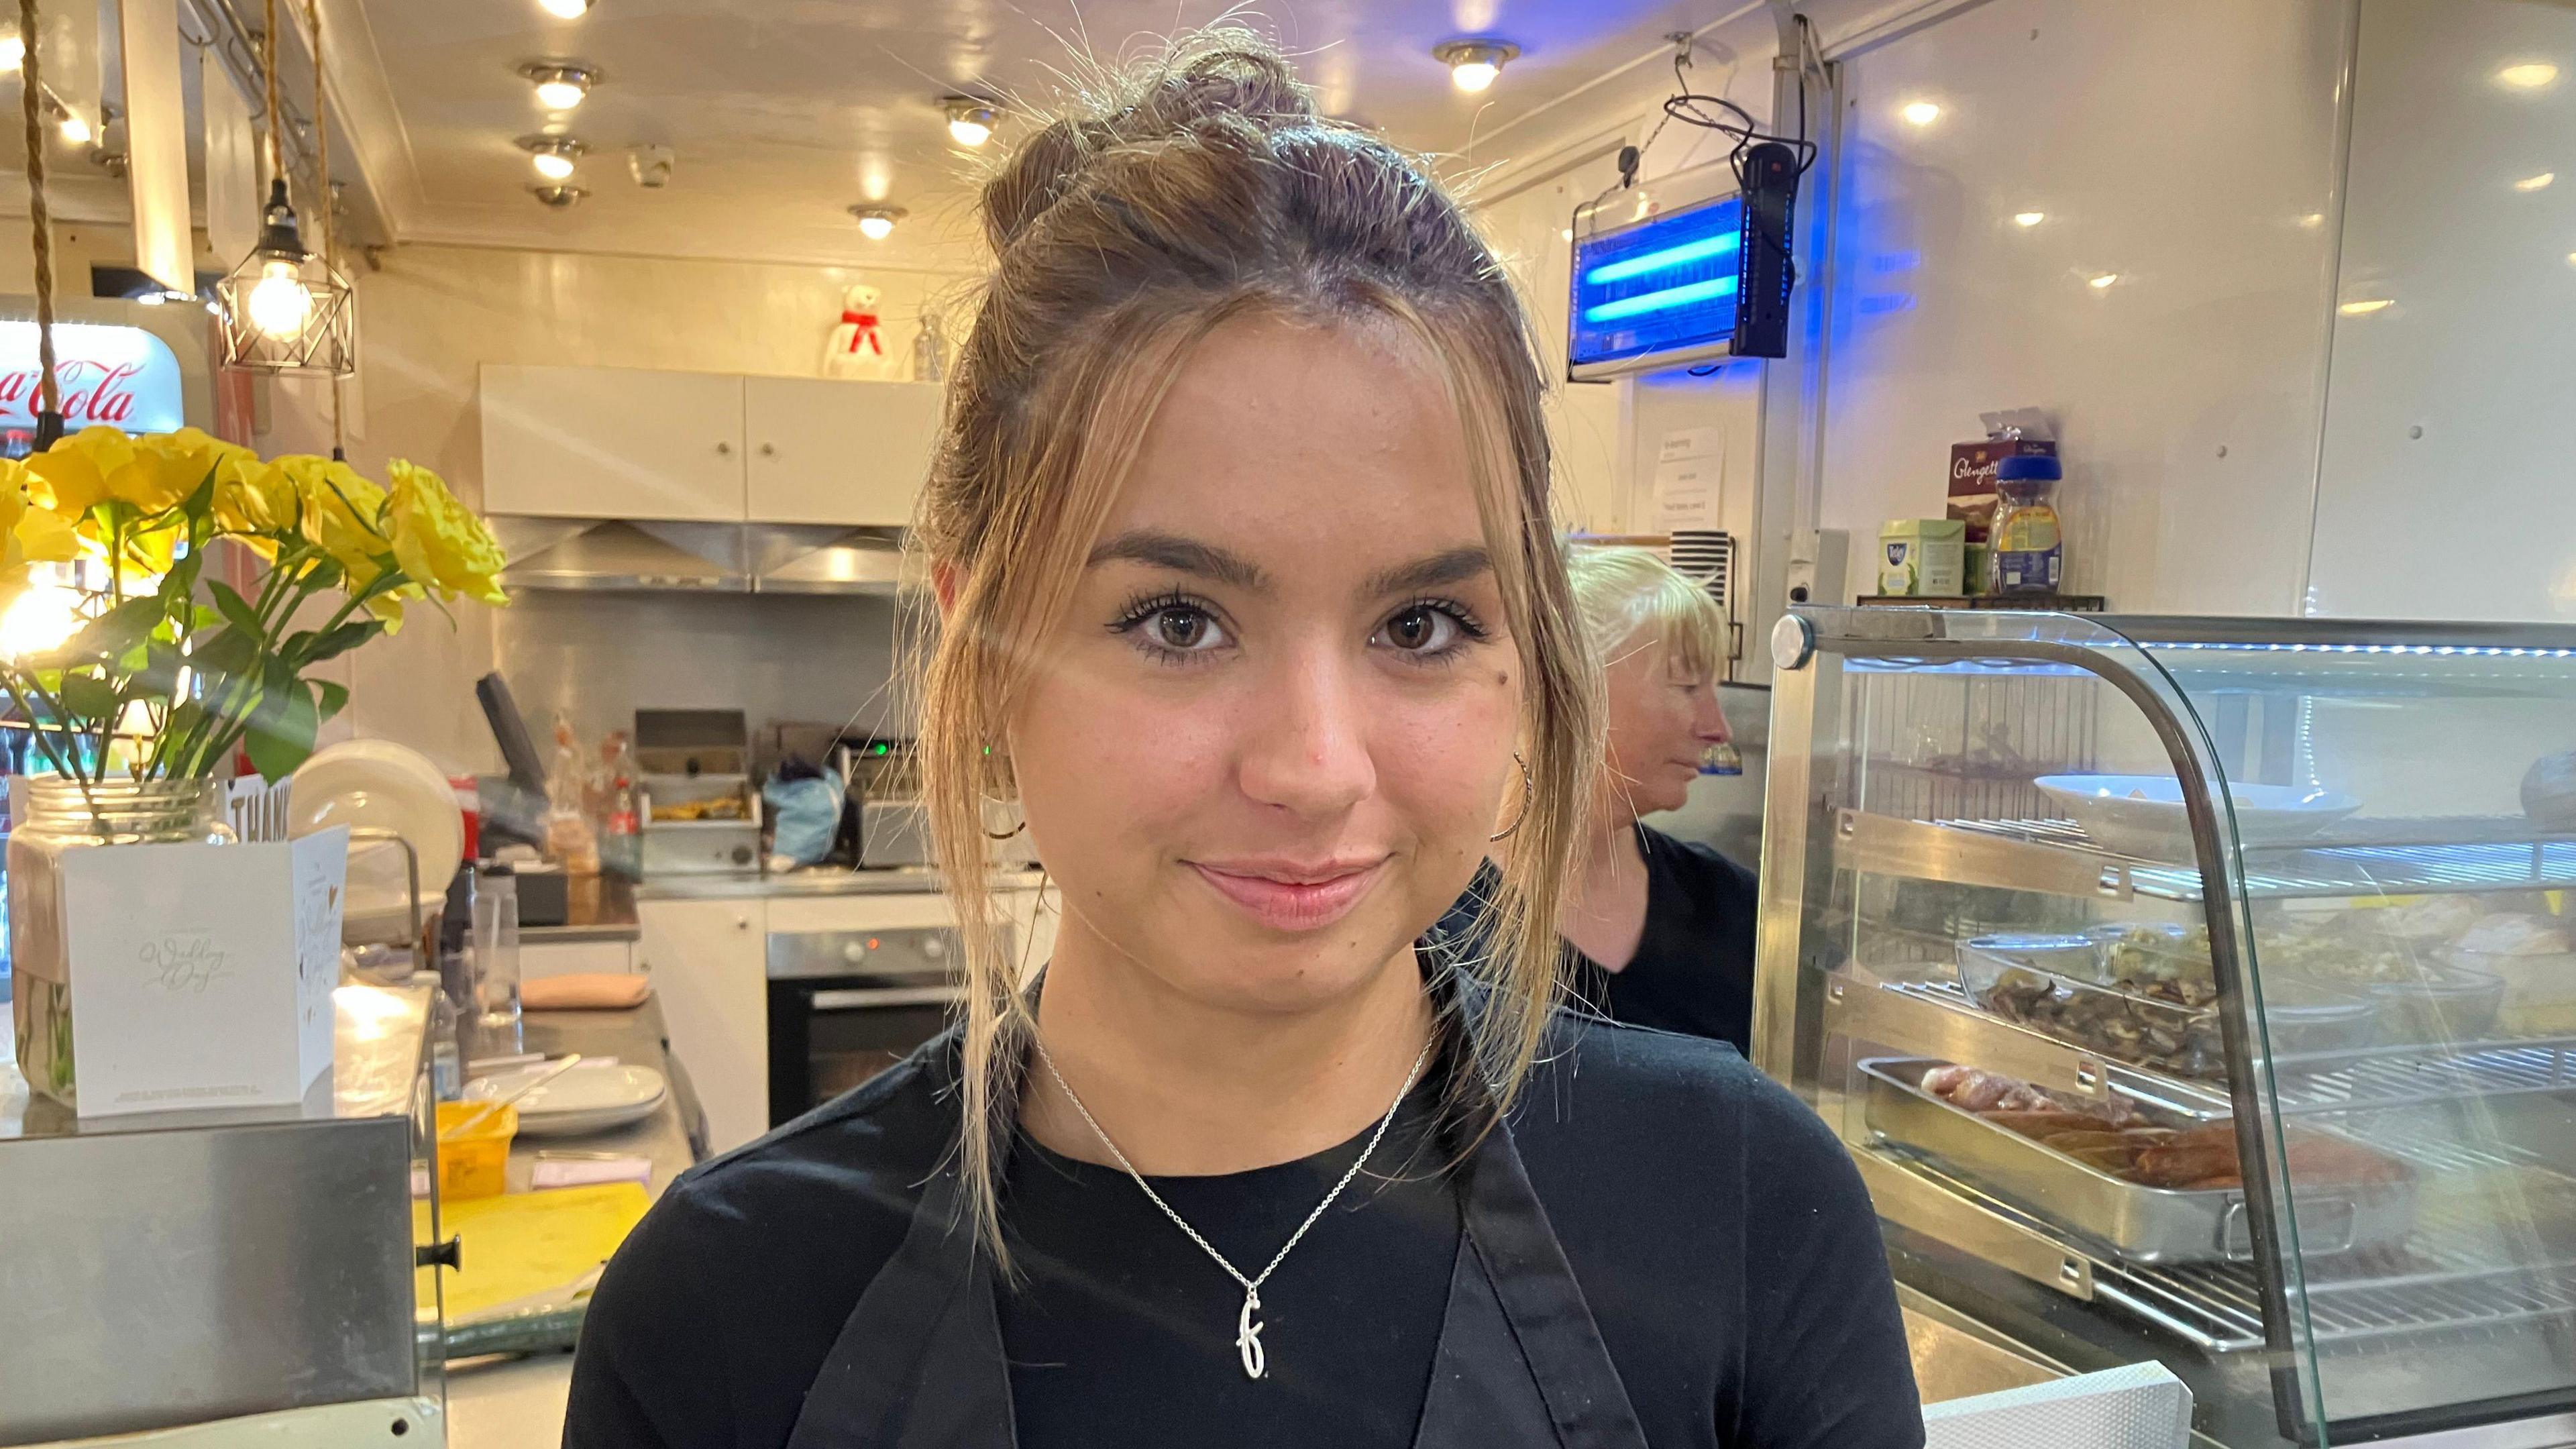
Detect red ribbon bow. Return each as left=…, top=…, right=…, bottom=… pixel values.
left=839, top=310, right=883, bottom=355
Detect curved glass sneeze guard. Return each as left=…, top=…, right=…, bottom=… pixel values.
left=1760, top=608, right=2576, bottom=1446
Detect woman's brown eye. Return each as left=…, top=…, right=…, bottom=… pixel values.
left=1385, top=606, right=1448, bottom=651
left=1156, top=608, right=1208, bottom=649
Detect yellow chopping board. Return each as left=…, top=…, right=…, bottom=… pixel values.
left=415, top=1183, right=651, bottom=1320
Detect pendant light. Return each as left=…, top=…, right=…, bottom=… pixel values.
left=215, top=0, right=354, bottom=377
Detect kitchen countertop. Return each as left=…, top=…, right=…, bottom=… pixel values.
left=633, top=865, right=1044, bottom=901
left=441, top=995, right=705, bottom=1448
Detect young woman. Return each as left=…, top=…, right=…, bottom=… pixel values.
left=1446, top=545, right=1760, bottom=1051
left=566, top=37, right=1921, bottom=1449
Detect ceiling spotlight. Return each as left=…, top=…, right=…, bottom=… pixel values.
left=2012, top=211, right=2045, bottom=227
left=0, top=32, right=23, bottom=72
left=518, top=133, right=586, bottom=181
left=942, top=96, right=999, bottom=148
left=518, top=60, right=598, bottom=111
left=2337, top=298, right=2394, bottom=316
left=2496, top=62, right=2559, bottom=91
left=850, top=204, right=906, bottom=241
left=2514, top=172, right=2555, bottom=192
left=57, top=111, right=90, bottom=145
left=537, top=0, right=593, bottom=15
left=1900, top=101, right=1941, bottom=127
left=2088, top=272, right=2120, bottom=289
left=1432, top=39, right=1519, bottom=93
left=530, top=184, right=588, bottom=209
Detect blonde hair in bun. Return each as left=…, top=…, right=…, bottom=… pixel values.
left=913, top=26, right=1601, bottom=1265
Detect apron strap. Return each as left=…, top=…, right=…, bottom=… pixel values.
left=785, top=1162, right=1016, bottom=1449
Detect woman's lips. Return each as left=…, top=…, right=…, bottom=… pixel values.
left=1188, top=858, right=1388, bottom=933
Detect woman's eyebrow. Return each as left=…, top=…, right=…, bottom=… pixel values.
left=1087, top=529, right=1271, bottom=592
left=1364, top=545, right=1493, bottom=598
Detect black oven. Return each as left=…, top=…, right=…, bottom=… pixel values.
left=765, top=924, right=1001, bottom=1126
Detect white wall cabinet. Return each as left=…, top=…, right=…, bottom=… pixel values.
left=745, top=378, right=942, bottom=527
left=637, top=896, right=767, bottom=1155
left=481, top=364, right=749, bottom=522
left=482, top=365, right=941, bottom=529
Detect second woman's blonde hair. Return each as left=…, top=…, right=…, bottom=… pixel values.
left=1566, top=543, right=1730, bottom=680
left=912, top=32, right=1601, bottom=1264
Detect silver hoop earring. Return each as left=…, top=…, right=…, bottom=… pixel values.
left=1489, top=753, right=1533, bottom=843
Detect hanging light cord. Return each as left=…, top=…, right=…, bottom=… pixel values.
left=259, top=0, right=282, bottom=179
left=19, top=0, right=61, bottom=445
left=306, top=0, right=344, bottom=458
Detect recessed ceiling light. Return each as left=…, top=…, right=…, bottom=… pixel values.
left=518, top=60, right=598, bottom=111
left=1432, top=39, right=1519, bottom=93
left=57, top=110, right=90, bottom=144
left=2497, top=62, right=2559, bottom=90
left=2514, top=172, right=2555, bottom=192
left=2013, top=211, right=2045, bottom=227
left=2337, top=299, right=2393, bottom=315
left=942, top=96, right=999, bottom=148
left=1900, top=101, right=1941, bottom=127
left=529, top=184, right=588, bottom=209
left=537, top=0, right=593, bottom=16
left=0, top=33, right=23, bottom=72
left=850, top=204, right=906, bottom=241
left=518, top=133, right=586, bottom=181
left=2088, top=272, right=2119, bottom=289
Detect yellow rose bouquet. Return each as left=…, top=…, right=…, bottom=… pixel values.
left=0, top=426, right=508, bottom=783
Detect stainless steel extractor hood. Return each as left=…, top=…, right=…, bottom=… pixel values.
left=495, top=518, right=752, bottom=592
left=493, top=517, right=920, bottom=595
left=745, top=523, right=916, bottom=594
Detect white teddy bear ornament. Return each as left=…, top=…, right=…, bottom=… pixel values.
left=822, top=282, right=901, bottom=380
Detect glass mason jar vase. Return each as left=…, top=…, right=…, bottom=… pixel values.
left=8, top=777, right=233, bottom=1108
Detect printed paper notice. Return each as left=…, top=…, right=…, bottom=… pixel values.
left=1654, top=453, right=1722, bottom=531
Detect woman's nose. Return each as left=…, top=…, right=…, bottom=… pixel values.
left=1694, top=694, right=1732, bottom=745
left=1238, top=649, right=1377, bottom=817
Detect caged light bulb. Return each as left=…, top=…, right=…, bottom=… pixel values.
left=246, top=258, right=315, bottom=339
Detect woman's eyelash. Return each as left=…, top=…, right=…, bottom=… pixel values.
left=1108, top=590, right=1197, bottom=633
left=1397, top=596, right=1491, bottom=639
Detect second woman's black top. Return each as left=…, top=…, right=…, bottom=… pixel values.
left=565, top=1007, right=1924, bottom=1448
left=1439, top=824, right=1762, bottom=1052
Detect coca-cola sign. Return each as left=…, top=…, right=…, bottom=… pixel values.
left=0, top=321, right=186, bottom=436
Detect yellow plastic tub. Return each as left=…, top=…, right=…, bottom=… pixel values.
left=436, top=1102, right=519, bottom=1200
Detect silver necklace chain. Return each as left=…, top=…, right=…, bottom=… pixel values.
left=1029, top=1030, right=1436, bottom=1381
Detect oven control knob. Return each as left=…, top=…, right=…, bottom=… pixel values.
left=842, top=941, right=866, bottom=963
left=922, top=938, right=945, bottom=961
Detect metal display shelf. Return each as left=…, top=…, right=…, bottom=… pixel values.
left=1835, top=808, right=2576, bottom=902
left=1876, top=1151, right=2576, bottom=1357
left=1856, top=978, right=2576, bottom=1120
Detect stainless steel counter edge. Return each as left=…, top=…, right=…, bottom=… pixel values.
left=633, top=868, right=1046, bottom=902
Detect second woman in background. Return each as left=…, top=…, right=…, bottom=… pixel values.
left=1444, top=545, right=1757, bottom=1051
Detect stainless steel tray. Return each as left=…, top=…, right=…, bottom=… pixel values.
left=1860, top=1057, right=2418, bottom=1265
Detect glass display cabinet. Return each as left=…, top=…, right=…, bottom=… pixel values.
left=1754, top=608, right=2576, bottom=1446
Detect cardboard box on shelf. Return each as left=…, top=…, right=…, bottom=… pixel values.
left=1879, top=519, right=1967, bottom=597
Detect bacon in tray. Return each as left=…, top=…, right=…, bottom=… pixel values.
left=1919, top=1065, right=2408, bottom=1193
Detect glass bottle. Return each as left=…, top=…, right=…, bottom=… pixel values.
left=7, top=777, right=233, bottom=1108
left=1990, top=454, right=2065, bottom=596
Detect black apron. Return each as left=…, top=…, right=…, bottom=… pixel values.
left=780, top=1109, right=1652, bottom=1449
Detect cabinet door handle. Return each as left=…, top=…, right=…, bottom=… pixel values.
left=734, top=914, right=751, bottom=930
left=715, top=440, right=734, bottom=456
left=758, top=442, right=776, bottom=458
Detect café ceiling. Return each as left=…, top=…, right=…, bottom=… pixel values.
left=337, top=0, right=1747, bottom=268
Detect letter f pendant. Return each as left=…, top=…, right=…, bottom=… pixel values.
left=1236, top=1289, right=1267, bottom=1379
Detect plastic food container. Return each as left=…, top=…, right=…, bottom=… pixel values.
left=2258, top=979, right=2381, bottom=1057
left=1959, top=933, right=2101, bottom=981
left=2445, top=922, right=2576, bottom=1037
left=435, top=1101, right=519, bottom=1200
left=2368, top=968, right=2507, bottom=1046
left=1959, top=953, right=2226, bottom=1079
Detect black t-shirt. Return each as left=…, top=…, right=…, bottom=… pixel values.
left=1438, top=825, right=1761, bottom=1051
left=564, top=1011, right=1924, bottom=1449
left=1002, top=1093, right=1459, bottom=1447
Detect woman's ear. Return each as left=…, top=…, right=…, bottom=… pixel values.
left=932, top=559, right=962, bottom=621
